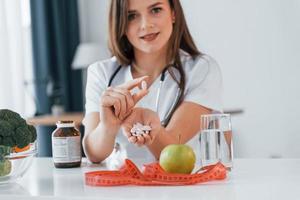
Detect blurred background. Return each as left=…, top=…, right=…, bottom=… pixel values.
left=0, top=0, right=299, bottom=158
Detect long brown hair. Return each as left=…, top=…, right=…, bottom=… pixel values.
left=108, top=0, right=202, bottom=120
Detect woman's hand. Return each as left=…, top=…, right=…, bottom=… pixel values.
left=122, top=107, right=162, bottom=146
left=99, top=76, right=149, bottom=129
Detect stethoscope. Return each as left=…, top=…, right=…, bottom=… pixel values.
left=108, top=65, right=182, bottom=127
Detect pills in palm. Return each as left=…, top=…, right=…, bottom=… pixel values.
left=130, top=122, right=152, bottom=136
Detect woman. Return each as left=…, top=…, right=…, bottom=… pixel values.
left=82, top=0, right=223, bottom=163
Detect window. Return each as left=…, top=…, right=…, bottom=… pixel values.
left=0, top=0, right=35, bottom=117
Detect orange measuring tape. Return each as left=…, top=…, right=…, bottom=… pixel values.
left=85, top=159, right=227, bottom=186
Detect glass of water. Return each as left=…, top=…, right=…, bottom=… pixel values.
left=199, top=113, right=233, bottom=170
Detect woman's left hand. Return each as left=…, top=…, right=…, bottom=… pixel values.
left=122, top=107, right=161, bottom=146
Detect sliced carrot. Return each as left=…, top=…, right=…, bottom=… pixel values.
left=13, top=145, right=30, bottom=153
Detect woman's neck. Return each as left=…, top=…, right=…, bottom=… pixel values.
left=131, top=47, right=168, bottom=82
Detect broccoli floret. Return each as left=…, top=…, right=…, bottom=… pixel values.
left=7, top=118, right=27, bottom=129
left=0, top=109, right=37, bottom=149
left=28, top=125, right=37, bottom=143
left=0, top=109, right=21, bottom=121
left=0, top=109, right=27, bottom=129
left=2, top=137, right=16, bottom=148
left=14, top=127, right=32, bottom=149
left=0, top=110, right=37, bottom=177
left=0, top=120, right=14, bottom=137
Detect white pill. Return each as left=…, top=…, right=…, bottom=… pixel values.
left=142, top=125, right=152, bottom=131
left=136, top=129, right=144, bottom=135
left=130, top=127, right=137, bottom=134
left=141, top=81, right=147, bottom=90
left=135, top=123, right=143, bottom=129
left=130, top=123, right=152, bottom=136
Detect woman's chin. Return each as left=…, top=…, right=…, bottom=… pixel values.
left=135, top=44, right=167, bottom=55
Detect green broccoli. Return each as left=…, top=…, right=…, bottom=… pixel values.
left=0, top=109, right=37, bottom=149
left=14, top=127, right=32, bottom=149
left=0, top=109, right=21, bottom=121
left=0, top=145, right=12, bottom=176
left=0, top=145, right=11, bottom=160
left=0, top=120, right=14, bottom=137
left=28, top=125, right=37, bottom=143
left=2, top=137, right=16, bottom=148
left=0, top=109, right=37, bottom=177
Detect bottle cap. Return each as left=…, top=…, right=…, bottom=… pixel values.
left=56, top=120, right=75, bottom=128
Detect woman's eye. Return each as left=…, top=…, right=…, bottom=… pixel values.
left=128, top=13, right=137, bottom=21
left=151, top=7, right=162, bottom=14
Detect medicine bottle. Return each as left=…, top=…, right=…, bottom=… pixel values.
left=52, top=120, right=82, bottom=168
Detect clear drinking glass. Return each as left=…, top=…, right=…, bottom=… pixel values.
left=199, top=114, right=233, bottom=170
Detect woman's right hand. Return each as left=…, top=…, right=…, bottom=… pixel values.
left=99, top=76, right=149, bottom=129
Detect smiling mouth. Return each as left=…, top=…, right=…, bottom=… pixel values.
left=140, top=32, right=160, bottom=42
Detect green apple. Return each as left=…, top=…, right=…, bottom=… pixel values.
left=159, top=144, right=196, bottom=174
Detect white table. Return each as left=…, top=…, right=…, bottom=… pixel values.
left=1, top=158, right=300, bottom=200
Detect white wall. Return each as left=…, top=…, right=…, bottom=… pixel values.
left=77, top=0, right=110, bottom=43
left=77, top=0, right=300, bottom=158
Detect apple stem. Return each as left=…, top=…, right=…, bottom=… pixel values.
left=178, top=134, right=181, bottom=144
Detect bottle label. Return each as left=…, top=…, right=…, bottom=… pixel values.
left=52, top=136, right=81, bottom=163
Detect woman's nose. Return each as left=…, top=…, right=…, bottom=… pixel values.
left=140, top=15, right=154, bottom=30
